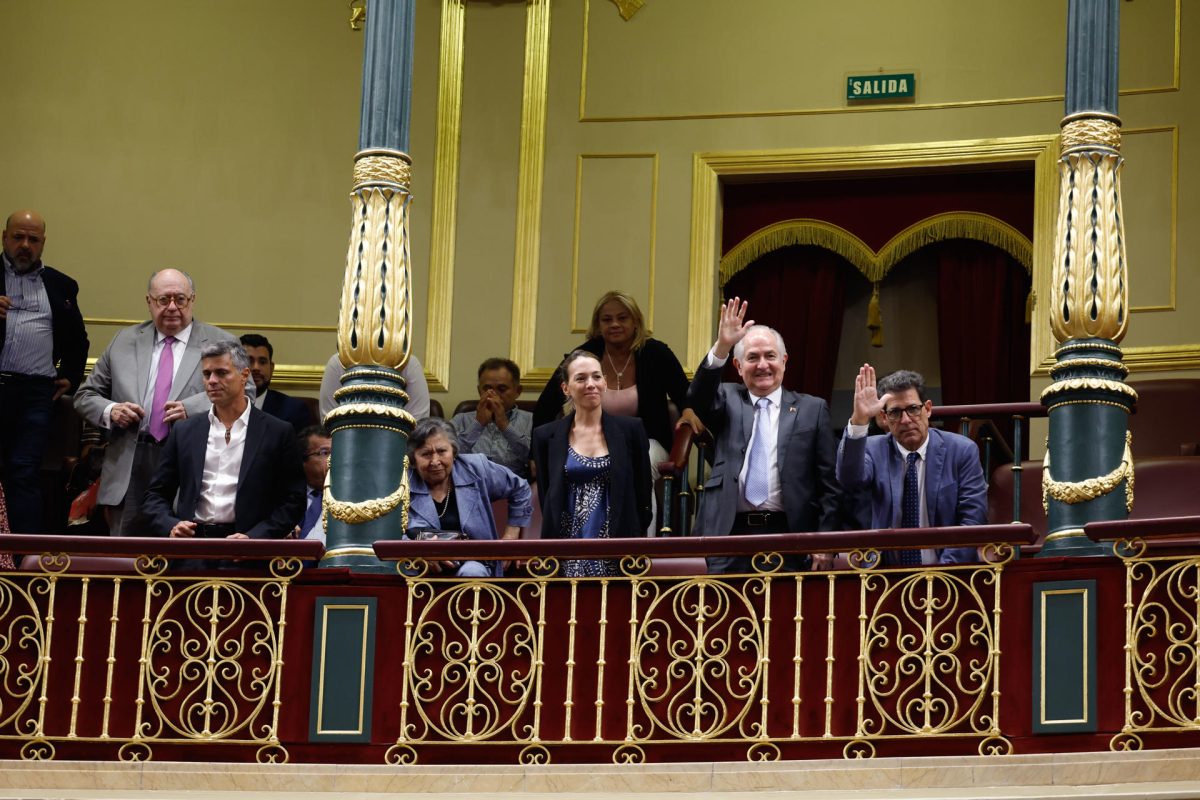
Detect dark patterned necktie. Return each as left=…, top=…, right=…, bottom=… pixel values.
left=898, top=451, right=922, bottom=567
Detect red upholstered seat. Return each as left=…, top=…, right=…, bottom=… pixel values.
left=990, top=455, right=1200, bottom=550
left=1128, top=379, right=1200, bottom=458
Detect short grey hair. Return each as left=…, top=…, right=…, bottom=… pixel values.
left=200, top=340, right=250, bottom=371
left=733, top=325, right=788, bottom=362
left=409, top=417, right=459, bottom=457
left=877, top=370, right=928, bottom=403
left=147, top=269, right=196, bottom=294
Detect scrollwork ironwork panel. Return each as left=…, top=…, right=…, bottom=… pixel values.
left=1115, top=554, right=1200, bottom=748
left=0, top=560, right=298, bottom=762
left=388, top=561, right=1009, bottom=763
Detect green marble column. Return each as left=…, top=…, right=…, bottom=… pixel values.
left=1038, top=0, right=1135, bottom=557
left=322, top=0, right=418, bottom=571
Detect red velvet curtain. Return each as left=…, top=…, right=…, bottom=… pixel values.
left=934, top=240, right=1031, bottom=405
left=722, top=245, right=849, bottom=402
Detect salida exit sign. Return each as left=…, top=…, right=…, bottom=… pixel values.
left=846, top=72, right=916, bottom=101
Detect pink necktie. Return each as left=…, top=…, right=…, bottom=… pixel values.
left=148, top=335, right=177, bottom=441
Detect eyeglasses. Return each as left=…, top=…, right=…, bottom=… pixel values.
left=305, top=448, right=332, bottom=460
left=149, top=294, right=193, bottom=309
left=884, top=404, right=925, bottom=422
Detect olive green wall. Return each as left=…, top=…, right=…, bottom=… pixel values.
left=2, top=0, right=1195, bottom=416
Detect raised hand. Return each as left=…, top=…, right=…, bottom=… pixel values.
left=714, top=297, right=754, bottom=359
left=851, top=363, right=890, bottom=426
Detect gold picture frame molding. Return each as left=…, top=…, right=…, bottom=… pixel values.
left=685, top=135, right=1198, bottom=381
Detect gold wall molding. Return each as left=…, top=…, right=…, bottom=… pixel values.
left=577, top=0, right=1180, bottom=123
left=507, top=0, right=552, bottom=382
left=83, top=318, right=337, bottom=333
left=422, top=0, right=467, bottom=394
left=688, top=136, right=1059, bottom=374
left=1123, top=126, right=1178, bottom=314
left=569, top=153, right=659, bottom=333
left=719, top=212, right=1032, bottom=288
left=82, top=358, right=325, bottom=391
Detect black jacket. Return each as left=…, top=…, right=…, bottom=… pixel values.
left=532, top=412, right=652, bottom=539
left=0, top=263, right=89, bottom=389
left=532, top=337, right=690, bottom=449
left=143, top=406, right=306, bottom=539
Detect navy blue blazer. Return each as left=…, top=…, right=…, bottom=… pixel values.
left=143, top=405, right=306, bottom=539
left=0, top=263, right=89, bottom=390
left=532, top=412, right=652, bottom=539
left=836, top=427, right=986, bottom=564
left=261, top=389, right=316, bottom=432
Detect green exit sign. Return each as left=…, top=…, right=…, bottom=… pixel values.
left=846, top=73, right=916, bottom=101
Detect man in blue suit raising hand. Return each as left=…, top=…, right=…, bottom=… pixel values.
left=835, top=365, right=985, bottom=566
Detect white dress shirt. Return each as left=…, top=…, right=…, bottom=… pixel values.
left=194, top=401, right=252, bottom=525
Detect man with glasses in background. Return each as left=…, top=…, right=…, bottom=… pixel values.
left=75, top=269, right=242, bottom=535
left=292, top=425, right=332, bottom=543
left=834, top=365, right=985, bottom=566
left=0, top=210, right=89, bottom=534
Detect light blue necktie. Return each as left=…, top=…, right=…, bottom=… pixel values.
left=744, top=398, right=771, bottom=507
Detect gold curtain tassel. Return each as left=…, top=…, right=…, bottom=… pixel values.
left=867, top=282, right=884, bottom=347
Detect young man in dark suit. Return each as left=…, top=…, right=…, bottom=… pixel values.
left=240, top=333, right=315, bottom=432
left=143, top=340, right=305, bottom=541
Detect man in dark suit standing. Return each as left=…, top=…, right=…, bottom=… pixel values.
left=687, top=298, right=841, bottom=574
left=0, top=210, right=89, bottom=533
left=836, top=365, right=985, bottom=565
left=143, top=340, right=305, bottom=541
left=239, top=334, right=315, bottom=432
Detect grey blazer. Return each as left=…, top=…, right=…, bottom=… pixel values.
left=687, top=362, right=842, bottom=542
left=74, top=320, right=238, bottom=505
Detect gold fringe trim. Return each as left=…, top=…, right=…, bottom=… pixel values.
left=1042, top=432, right=1134, bottom=513
left=719, top=212, right=1033, bottom=287
left=867, top=282, right=883, bottom=347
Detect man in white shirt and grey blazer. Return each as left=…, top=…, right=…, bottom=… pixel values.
left=74, top=269, right=242, bottom=534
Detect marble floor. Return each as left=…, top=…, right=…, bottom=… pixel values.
left=2, top=747, right=1200, bottom=799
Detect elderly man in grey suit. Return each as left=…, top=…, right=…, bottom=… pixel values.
left=687, top=298, right=841, bottom=574
left=74, top=269, right=241, bottom=535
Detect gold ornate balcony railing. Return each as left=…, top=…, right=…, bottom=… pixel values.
left=376, top=526, right=1031, bottom=764
left=1088, top=516, right=1200, bottom=751
left=0, top=537, right=322, bottom=764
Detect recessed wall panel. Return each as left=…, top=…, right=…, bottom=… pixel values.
left=571, top=155, right=658, bottom=335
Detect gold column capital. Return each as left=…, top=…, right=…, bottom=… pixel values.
left=1060, top=113, right=1122, bottom=152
